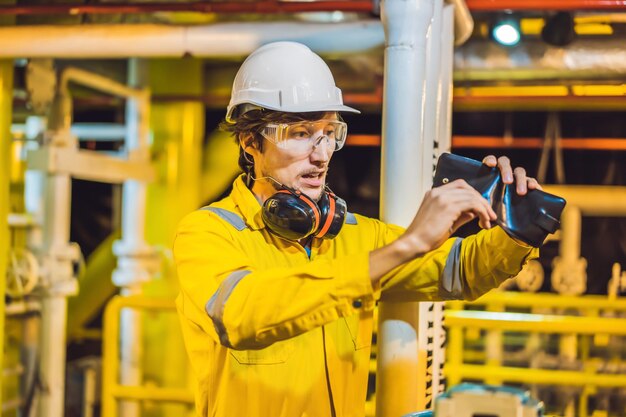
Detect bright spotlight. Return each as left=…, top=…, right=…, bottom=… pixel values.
left=492, top=21, right=521, bottom=46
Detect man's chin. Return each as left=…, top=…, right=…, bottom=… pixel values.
left=300, top=186, right=324, bottom=202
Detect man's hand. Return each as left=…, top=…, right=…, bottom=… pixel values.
left=369, top=155, right=541, bottom=285
left=399, top=179, right=497, bottom=256
left=482, top=155, right=542, bottom=195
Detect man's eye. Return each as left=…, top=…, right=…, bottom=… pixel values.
left=291, top=129, right=309, bottom=138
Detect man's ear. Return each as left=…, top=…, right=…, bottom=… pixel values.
left=240, top=133, right=259, bottom=158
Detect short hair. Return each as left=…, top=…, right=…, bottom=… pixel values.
left=219, top=109, right=339, bottom=185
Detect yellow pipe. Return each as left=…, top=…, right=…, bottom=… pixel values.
left=450, top=291, right=626, bottom=311
left=445, top=364, right=626, bottom=388
left=542, top=185, right=626, bottom=216
left=0, top=59, right=14, bottom=410
left=445, top=310, right=626, bottom=335
left=561, top=206, right=582, bottom=262
left=144, top=59, right=205, bottom=417
left=67, top=231, right=120, bottom=338
left=102, top=296, right=121, bottom=417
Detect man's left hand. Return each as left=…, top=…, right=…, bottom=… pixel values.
left=482, top=155, right=542, bottom=195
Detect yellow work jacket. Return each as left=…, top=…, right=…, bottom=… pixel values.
left=174, top=175, right=538, bottom=417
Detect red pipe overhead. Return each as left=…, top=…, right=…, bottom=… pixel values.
left=466, top=0, right=626, bottom=10
left=1, top=0, right=623, bottom=15
left=347, top=134, right=626, bottom=150
left=0, top=1, right=375, bottom=16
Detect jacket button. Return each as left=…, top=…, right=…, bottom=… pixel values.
left=353, top=299, right=362, bottom=308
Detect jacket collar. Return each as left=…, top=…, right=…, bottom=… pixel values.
left=231, top=174, right=266, bottom=230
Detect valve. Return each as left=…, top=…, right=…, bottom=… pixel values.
left=6, top=247, right=40, bottom=298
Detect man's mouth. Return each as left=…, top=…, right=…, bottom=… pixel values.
left=299, top=170, right=326, bottom=187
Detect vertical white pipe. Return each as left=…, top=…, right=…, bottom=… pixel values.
left=378, top=0, right=434, bottom=415
left=39, top=296, right=68, bottom=417
left=37, top=174, right=72, bottom=417
left=436, top=5, right=455, bottom=156
left=417, top=0, right=443, bottom=407
left=431, top=4, right=455, bottom=402
left=116, top=58, right=149, bottom=417
left=24, top=170, right=45, bottom=251
left=24, top=117, right=47, bottom=253
left=421, top=0, right=442, bottom=193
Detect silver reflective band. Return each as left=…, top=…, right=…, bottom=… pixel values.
left=439, top=238, right=464, bottom=300
left=201, top=207, right=247, bottom=231
left=346, top=212, right=357, bottom=225
left=206, top=270, right=251, bottom=348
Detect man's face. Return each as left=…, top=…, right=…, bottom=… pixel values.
left=249, top=113, right=339, bottom=202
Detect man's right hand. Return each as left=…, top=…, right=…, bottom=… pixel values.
left=369, top=179, right=496, bottom=286
left=400, top=179, right=497, bottom=256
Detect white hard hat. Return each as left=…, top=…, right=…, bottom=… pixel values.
left=226, top=41, right=360, bottom=122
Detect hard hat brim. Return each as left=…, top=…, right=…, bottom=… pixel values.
left=226, top=103, right=361, bottom=123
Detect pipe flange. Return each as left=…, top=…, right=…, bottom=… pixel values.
left=514, top=259, right=545, bottom=293
left=551, top=256, right=587, bottom=295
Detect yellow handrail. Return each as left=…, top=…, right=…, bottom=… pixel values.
left=445, top=310, right=626, bottom=335
left=446, top=365, right=626, bottom=388
left=456, top=291, right=626, bottom=311
left=102, top=295, right=194, bottom=417
left=445, top=306, right=626, bottom=395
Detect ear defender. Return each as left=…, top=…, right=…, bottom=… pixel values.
left=261, top=188, right=347, bottom=241
left=314, top=191, right=347, bottom=240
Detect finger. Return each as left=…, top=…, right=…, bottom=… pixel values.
left=450, top=212, right=476, bottom=233
left=445, top=178, right=470, bottom=189
left=482, top=155, right=497, bottom=167
left=514, top=167, right=527, bottom=195
left=447, top=193, right=493, bottom=229
left=527, top=177, right=543, bottom=190
left=497, top=156, right=513, bottom=183
left=445, top=187, right=497, bottom=220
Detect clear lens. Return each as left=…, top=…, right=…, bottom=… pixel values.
left=261, top=120, right=347, bottom=156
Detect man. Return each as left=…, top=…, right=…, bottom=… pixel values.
left=174, top=41, right=540, bottom=417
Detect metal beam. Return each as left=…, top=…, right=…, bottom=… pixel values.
left=0, top=1, right=375, bottom=15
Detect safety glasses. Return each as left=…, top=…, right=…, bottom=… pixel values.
left=260, top=119, right=348, bottom=157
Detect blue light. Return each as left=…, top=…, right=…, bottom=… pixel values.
left=492, top=22, right=521, bottom=46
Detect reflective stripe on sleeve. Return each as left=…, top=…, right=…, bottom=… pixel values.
left=439, top=238, right=464, bottom=300
left=200, top=207, right=247, bottom=231
left=205, top=270, right=251, bottom=347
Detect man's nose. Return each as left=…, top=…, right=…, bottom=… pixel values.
left=310, top=135, right=332, bottom=161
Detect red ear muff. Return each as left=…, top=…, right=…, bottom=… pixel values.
left=261, top=187, right=346, bottom=241
left=315, top=191, right=347, bottom=239
left=316, top=194, right=335, bottom=238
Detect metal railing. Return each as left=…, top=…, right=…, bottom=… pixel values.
left=445, top=291, right=626, bottom=417
left=102, top=296, right=194, bottom=417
